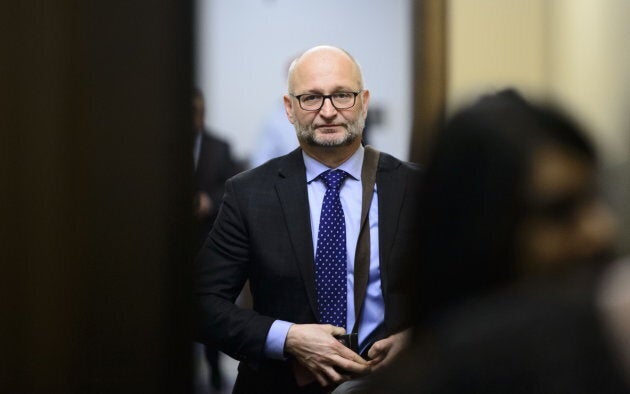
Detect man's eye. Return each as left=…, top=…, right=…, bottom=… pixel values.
left=334, top=92, right=352, bottom=99
left=302, top=95, right=321, bottom=103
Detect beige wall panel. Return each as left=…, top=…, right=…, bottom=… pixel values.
left=448, top=0, right=547, bottom=111
left=548, top=0, right=630, bottom=165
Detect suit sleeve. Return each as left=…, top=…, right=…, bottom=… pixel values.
left=194, top=177, right=275, bottom=363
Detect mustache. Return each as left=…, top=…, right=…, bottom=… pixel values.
left=313, top=123, right=347, bottom=129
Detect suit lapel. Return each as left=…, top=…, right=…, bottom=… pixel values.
left=274, top=149, right=320, bottom=321
left=376, top=155, right=406, bottom=293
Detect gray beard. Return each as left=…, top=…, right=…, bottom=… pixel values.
left=295, top=116, right=365, bottom=147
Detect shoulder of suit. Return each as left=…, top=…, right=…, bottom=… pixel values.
left=229, top=148, right=301, bottom=185
left=230, top=148, right=421, bottom=184
left=377, top=151, right=423, bottom=173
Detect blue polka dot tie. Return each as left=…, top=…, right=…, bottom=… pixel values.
left=315, top=169, right=348, bottom=328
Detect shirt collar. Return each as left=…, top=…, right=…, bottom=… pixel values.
left=303, top=145, right=364, bottom=184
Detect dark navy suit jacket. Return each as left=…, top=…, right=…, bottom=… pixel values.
left=195, top=147, right=421, bottom=392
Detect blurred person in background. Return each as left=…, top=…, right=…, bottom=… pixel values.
left=192, top=88, right=242, bottom=250
left=359, top=90, right=629, bottom=393
left=249, top=99, right=299, bottom=168
left=192, top=88, right=242, bottom=392
left=250, top=57, right=300, bottom=169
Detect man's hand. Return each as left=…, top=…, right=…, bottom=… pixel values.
left=285, top=324, right=370, bottom=388
left=367, top=329, right=411, bottom=372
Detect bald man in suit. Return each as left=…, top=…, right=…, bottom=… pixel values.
left=195, top=46, right=420, bottom=393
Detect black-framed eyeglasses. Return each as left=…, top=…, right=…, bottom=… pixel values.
left=291, top=91, right=362, bottom=111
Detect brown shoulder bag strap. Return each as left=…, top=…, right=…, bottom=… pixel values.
left=351, top=145, right=380, bottom=335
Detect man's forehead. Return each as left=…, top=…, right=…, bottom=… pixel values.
left=289, top=46, right=362, bottom=89
left=291, top=52, right=360, bottom=90
left=296, top=48, right=355, bottom=72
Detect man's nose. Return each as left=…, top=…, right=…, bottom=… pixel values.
left=319, top=97, right=338, bottom=117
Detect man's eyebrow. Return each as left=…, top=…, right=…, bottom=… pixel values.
left=297, top=86, right=357, bottom=94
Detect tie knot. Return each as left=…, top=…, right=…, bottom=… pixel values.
left=320, top=169, right=348, bottom=190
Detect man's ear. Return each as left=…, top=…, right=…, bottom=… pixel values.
left=283, top=95, right=295, bottom=124
left=360, top=89, right=370, bottom=119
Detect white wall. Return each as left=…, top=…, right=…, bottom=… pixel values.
left=195, top=0, right=413, bottom=163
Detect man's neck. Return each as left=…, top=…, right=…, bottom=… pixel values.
left=301, top=141, right=361, bottom=168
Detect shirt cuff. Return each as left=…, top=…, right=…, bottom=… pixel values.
left=263, top=320, right=293, bottom=360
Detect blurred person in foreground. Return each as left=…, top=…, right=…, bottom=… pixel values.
left=360, top=90, right=629, bottom=393
left=194, top=45, right=420, bottom=393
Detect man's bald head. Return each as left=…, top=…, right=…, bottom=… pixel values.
left=287, top=46, right=364, bottom=94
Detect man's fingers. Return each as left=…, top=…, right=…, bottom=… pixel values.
left=335, top=343, right=369, bottom=365
left=286, top=324, right=370, bottom=387
left=368, top=352, right=385, bottom=364
left=314, top=371, right=329, bottom=387
left=367, top=337, right=390, bottom=360
left=328, top=325, right=346, bottom=337
left=331, top=354, right=371, bottom=375
left=367, top=344, right=381, bottom=360
left=315, top=365, right=348, bottom=387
